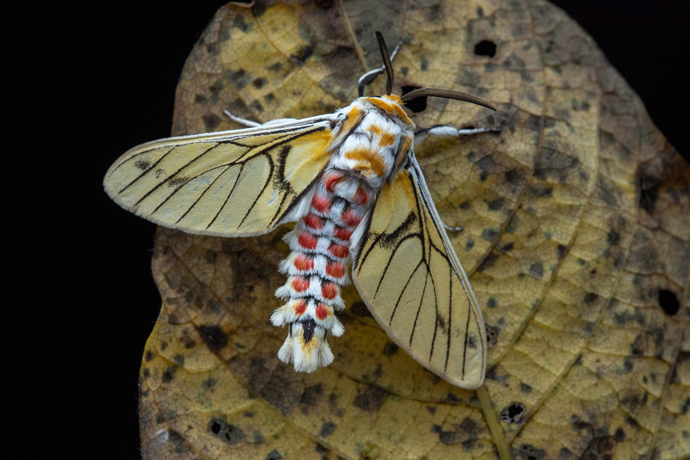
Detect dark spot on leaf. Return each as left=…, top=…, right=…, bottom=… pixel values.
left=142, top=368, right=150, bottom=379
left=252, top=77, right=267, bottom=89
left=607, top=229, right=620, bottom=246
left=401, top=86, right=426, bottom=113
left=478, top=252, right=499, bottom=272
left=517, top=444, right=546, bottom=460
left=465, top=238, right=475, bottom=251
left=420, top=57, right=429, bottom=71
left=353, top=386, right=388, bottom=411
left=474, top=40, right=497, bottom=57
left=300, top=384, right=323, bottom=408
left=173, top=354, right=185, bottom=366
left=202, top=378, right=216, bottom=390
left=486, top=297, right=498, bottom=308
left=519, top=383, right=532, bottom=394
left=227, top=68, right=251, bottom=89
left=264, top=449, right=282, bottom=460
left=529, top=263, right=544, bottom=279
left=614, top=427, right=626, bottom=442
left=349, top=301, right=372, bottom=317
left=503, top=53, right=525, bottom=69
left=638, top=173, right=660, bottom=214
left=584, top=292, right=597, bottom=304
left=264, top=93, right=275, bottom=103
left=557, top=244, right=568, bottom=260
left=383, top=341, right=399, bottom=357
left=145, top=350, right=155, bottom=362
left=315, top=0, right=334, bottom=9
left=528, top=186, right=553, bottom=198
left=168, top=431, right=191, bottom=454
left=427, top=405, right=437, bottom=414
left=481, top=228, right=499, bottom=241
left=500, top=242, right=514, bottom=252
left=232, top=14, right=250, bottom=32
left=487, top=199, right=504, bottom=210
left=500, top=402, right=526, bottom=424
left=202, top=113, right=221, bottom=131
left=196, top=325, right=228, bottom=353
left=319, top=421, right=336, bottom=437
left=658, top=289, right=680, bottom=315
left=261, top=372, right=302, bottom=416
left=161, top=365, right=177, bottom=383
left=290, top=45, right=313, bottom=66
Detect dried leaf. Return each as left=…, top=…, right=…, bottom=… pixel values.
left=137, top=1, right=689, bottom=459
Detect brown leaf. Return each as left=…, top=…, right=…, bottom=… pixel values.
left=137, top=1, right=689, bottom=459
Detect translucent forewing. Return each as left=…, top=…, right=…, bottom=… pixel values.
left=352, top=154, right=487, bottom=389
left=104, top=116, right=335, bottom=237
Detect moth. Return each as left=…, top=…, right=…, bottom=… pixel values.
left=104, top=32, right=495, bottom=389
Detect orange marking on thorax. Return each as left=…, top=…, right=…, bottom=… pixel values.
left=344, top=146, right=386, bottom=177
left=341, top=106, right=363, bottom=135
left=291, top=277, right=310, bottom=292
left=293, top=255, right=314, bottom=271
left=298, top=232, right=317, bottom=250
left=380, top=131, right=396, bottom=147
left=368, top=96, right=413, bottom=126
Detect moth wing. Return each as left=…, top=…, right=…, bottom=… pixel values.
left=104, top=117, right=335, bottom=237
left=352, top=155, right=487, bottom=389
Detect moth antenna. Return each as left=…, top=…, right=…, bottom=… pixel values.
left=375, top=31, right=394, bottom=95
left=401, top=88, right=497, bottom=111
left=357, top=37, right=404, bottom=97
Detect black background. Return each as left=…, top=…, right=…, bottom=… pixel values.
left=12, top=1, right=689, bottom=458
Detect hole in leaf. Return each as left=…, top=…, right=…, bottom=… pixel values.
left=474, top=40, right=497, bottom=58
left=658, top=289, right=680, bottom=315
left=500, top=402, right=526, bottom=424
left=401, top=85, right=426, bottom=113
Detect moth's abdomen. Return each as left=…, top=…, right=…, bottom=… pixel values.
left=271, top=169, right=373, bottom=372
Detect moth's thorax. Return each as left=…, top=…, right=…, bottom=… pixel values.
left=330, top=95, right=415, bottom=189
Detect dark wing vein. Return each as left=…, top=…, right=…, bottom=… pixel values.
left=206, top=163, right=245, bottom=230
left=388, top=260, right=424, bottom=326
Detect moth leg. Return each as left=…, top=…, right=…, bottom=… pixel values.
left=444, top=223, right=464, bottom=232
left=357, top=37, right=405, bottom=96
left=415, top=125, right=502, bottom=139
left=416, top=125, right=500, bottom=233
left=223, top=109, right=261, bottom=128
left=223, top=110, right=299, bottom=128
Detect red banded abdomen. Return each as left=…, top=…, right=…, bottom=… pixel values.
left=271, top=169, right=373, bottom=372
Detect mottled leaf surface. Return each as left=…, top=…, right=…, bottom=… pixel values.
left=137, top=1, right=689, bottom=459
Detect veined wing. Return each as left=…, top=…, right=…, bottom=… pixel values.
left=352, top=153, right=486, bottom=389
left=104, top=116, right=336, bottom=237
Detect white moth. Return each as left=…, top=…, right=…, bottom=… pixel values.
left=104, top=32, right=496, bottom=389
